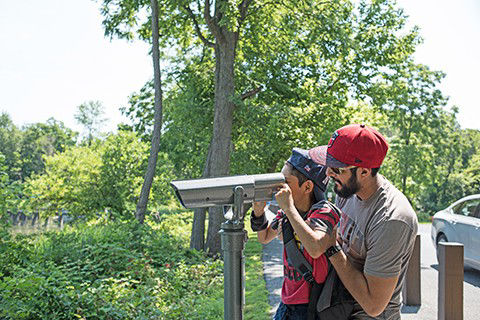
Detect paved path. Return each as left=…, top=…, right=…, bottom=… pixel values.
left=262, top=223, right=480, bottom=318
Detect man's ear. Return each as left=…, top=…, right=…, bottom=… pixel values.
left=359, top=167, right=371, bottom=178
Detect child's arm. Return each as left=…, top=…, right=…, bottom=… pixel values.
left=276, top=184, right=339, bottom=258
left=252, top=202, right=281, bottom=244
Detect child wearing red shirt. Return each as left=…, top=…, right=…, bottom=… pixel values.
left=251, top=148, right=340, bottom=319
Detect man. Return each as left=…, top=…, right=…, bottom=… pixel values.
left=250, top=148, right=339, bottom=320
left=308, top=124, right=418, bottom=319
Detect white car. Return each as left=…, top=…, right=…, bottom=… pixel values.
left=431, top=194, right=480, bottom=270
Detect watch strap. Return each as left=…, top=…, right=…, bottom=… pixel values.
left=325, top=244, right=342, bottom=258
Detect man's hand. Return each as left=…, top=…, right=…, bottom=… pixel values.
left=275, top=183, right=295, bottom=212
left=324, top=225, right=338, bottom=248
left=253, top=201, right=266, bottom=217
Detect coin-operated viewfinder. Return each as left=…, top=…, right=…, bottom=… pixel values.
left=170, top=172, right=285, bottom=320
left=171, top=173, right=285, bottom=215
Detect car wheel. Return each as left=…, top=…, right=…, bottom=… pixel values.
left=436, top=234, right=448, bottom=263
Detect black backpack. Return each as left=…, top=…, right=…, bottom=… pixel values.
left=280, top=200, right=355, bottom=320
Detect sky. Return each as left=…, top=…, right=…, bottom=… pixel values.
left=0, top=0, right=152, bottom=134
left=0, top=0, right=479, bottom=134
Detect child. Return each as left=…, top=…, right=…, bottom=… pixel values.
left=250, top=148, right=341, bottom=320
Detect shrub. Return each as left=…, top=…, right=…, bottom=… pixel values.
left=0, top=212, right=224, bottom=319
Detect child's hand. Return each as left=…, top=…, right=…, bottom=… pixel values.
left=275, top=183, right=295, bottom=212
left=253, top=201, right=266, bottom=217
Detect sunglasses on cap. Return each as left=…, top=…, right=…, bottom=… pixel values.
left=328, top=165, right=357, bottom=175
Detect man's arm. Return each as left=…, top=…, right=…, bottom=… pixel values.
left=324, top=219, right=414, bottom=317
left=328, top=250, right=398, bottom=317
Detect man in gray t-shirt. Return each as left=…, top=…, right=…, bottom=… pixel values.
left=308, top=124, right=418, bottom=319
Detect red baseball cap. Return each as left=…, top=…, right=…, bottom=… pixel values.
left=308, top=124, right=388, bottom=168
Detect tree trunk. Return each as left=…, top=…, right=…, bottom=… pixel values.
left=31, top=211, right=39, bottom=226
left=58, top=210, right=64, bottom=228
left=204, top=37, right=237, bottom=256
left=188, top=0, right=251, bottom=255
left=190, top=208, right=207, bottom=250
left=135, top=0, right=163, bottom=224
left=190, top=146, right=212, bottom=250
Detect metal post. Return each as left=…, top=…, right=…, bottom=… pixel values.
left=220, top=186, right=247, bottom=320
left=438, top=242, right=463, bottom=320
left=402, top=234, right=421, bottom=306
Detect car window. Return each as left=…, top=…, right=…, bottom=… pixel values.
left=474, top=204, right=480, bottom=219
left=457, top=199, right=480, bottom=217
left=452, top=202, right=465, bottom=215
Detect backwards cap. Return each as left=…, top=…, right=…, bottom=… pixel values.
left=309, top=124, right=388, bottom=168
left=287, top=148, right=329, bottom=202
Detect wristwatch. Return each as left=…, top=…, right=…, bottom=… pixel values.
left=325, top=243, right=342, bottom=258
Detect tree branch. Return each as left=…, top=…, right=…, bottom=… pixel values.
left=184, top=5, right=214, bottom=48
left=241, top=86, right=262, bottom=100
left=238, top=0, right=253, bottom=23
left=204, top=0, right=222, bottom=42
left=235, top=0, right=253, bottom=43
left=323, top=78, right=340, bottom=95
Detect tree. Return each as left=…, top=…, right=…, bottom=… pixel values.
left=19, top=118, right=77, bottom=181
left=99, top=0, right=253, bottom=254
left=74, top=101, right=107, bottom=143
left=99, top=131, right=150, bottom=219
left=0, top=113, right=22, bottom=181
left=24, top=131, right=156, bottom=220
left=24, top=145, right=102, bottom=219
left=100, top=0, right=453, bottom=255
left=368, top=62, right=446, bottom=203
left=135, top=0, right=164, bottom=224
left=0, top=154, right=15, bottom=216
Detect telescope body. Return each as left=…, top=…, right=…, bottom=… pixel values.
left=171, top=173, right=285, bottom=209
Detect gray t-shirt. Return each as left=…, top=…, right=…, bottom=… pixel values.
left=336, top=175, right=418, bottom=320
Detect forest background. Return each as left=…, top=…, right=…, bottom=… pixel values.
left=0, top=0, right=479, bottom=318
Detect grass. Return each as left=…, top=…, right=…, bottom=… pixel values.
left=244, top=218, right=271, bottom=320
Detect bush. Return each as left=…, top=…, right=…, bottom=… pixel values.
left=0, top=212, right=225, bottom=319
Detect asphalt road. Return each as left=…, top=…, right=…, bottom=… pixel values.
left=262, top=222, right=480, bottom=319
left=401, top=223, right=480, bottom=320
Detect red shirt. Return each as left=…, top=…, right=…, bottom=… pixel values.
left=278, top=203, right=340, bottom=305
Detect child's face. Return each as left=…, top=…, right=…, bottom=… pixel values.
left=280, top=164, right=306, bottom=208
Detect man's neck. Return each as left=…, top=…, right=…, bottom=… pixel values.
left=356, top=175, right=381, bottom=201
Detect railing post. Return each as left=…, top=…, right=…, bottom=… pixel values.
left=402, top=234, right=421, bottom=306
left=438, top=242, right=463, bottom=320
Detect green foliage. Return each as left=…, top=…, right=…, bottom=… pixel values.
left=19, top=118, right=78, bottom=181
left=0, top=156, right=23, bottom=216
left=23, top=130, right=175, bottom=219
left=0, top=211, right=270, bottom=319
left=98, top=131, right=149, bottom=218
left=24, top=145, right=102, bottom=217
left=0, top=114, right=78, bottom=184
left=0, top=213, right=217, bottom=319
left=117, top=0, right=437, bottom=179
left=0, top=113, right=22, bottom=181
left=99, top=0, right=480, bottom=223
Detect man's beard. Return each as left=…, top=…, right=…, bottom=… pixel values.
left=332, top=172, right=360, bottom=199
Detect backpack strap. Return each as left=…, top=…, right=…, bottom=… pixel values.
left=282, top=199, right=341, bottom=285
left=307, top=268, right=328, bottom=320
left=282, top=218, right=316, bottom=284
